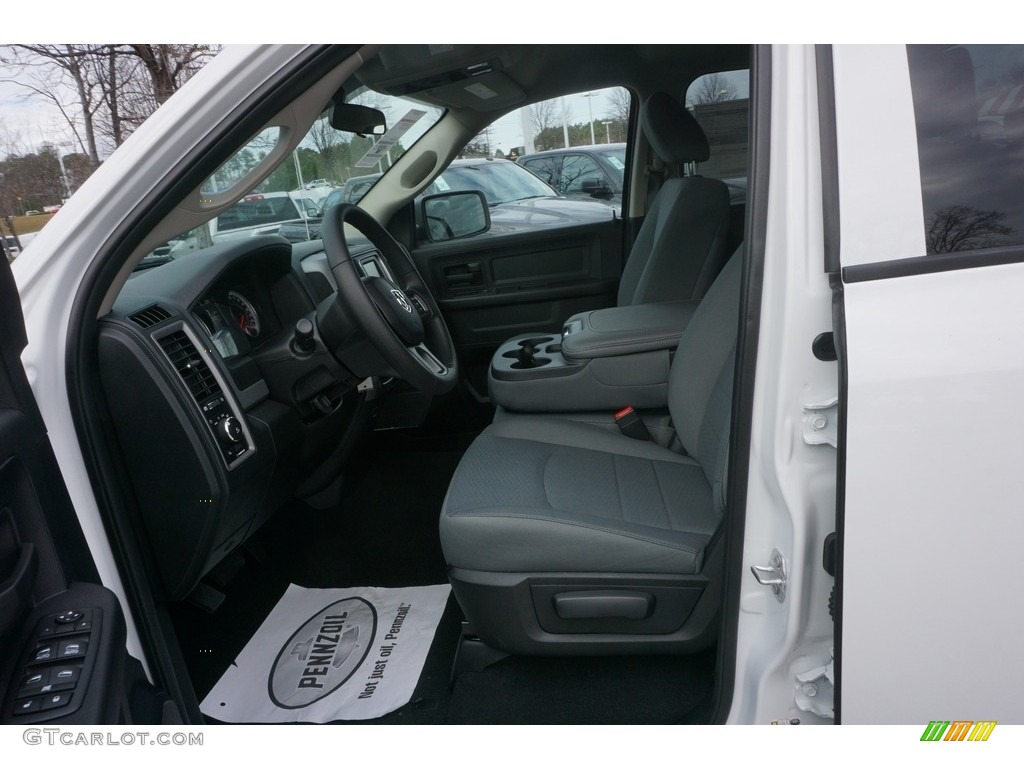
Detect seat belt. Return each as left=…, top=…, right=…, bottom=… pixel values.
left=645, top=155, right=666, bottom=209
left=614, top=406, right=653, bottom=441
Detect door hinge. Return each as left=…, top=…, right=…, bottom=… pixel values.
left=802, top=398, right=838, bottom=447
left=795, top=648, right=835, bottom=720
left=750, top=549, right=787, bottom=603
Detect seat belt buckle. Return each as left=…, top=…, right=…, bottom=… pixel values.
left=614, top=406, right=652, bottom=441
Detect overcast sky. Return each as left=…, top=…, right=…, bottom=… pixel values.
left=0, top=53, right=749, bottom=161
left=0, top=73, right=75, bottom=152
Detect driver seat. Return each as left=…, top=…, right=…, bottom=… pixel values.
left=440, top=251, right=741, bottom=654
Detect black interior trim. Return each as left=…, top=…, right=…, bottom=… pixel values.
left=620, top=86, right=640, bottom=267
left=64, top=44, right=362, bottom=725
left=842, top=244, right=1024, bottom=283
left=711, top=45, right=769, bottom=724
left=815, top=45, right=841, bottom=275
left=830, top=272, right=849, bottom=724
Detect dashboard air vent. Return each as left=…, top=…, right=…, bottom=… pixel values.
left=158, top=331, right=221, bottom=403
left=129, top=305, right=172, bottom=328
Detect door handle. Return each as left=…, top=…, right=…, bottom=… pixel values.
left=443, top=262, right=484, bottom=291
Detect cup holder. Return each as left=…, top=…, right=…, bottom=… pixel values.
left=510, top=356, right=551, bottom=370
left=502, top=335, right=558, bottom=369
left=519, top=336, right=556, bottom=348
left=497, top=335, right=560, bottom=374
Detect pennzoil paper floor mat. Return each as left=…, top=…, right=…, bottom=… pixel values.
left=200, top=583, right=451, bottom=722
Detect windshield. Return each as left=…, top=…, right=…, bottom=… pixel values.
left=140, top=88, right=443, bottom=270
left=428, top=161, right=556, bottom=206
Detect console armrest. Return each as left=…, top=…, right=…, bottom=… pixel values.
left=561, top=301, right=699, bottom=361
left=489, top=301, right=699, bottom=412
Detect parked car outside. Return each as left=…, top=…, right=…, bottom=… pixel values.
left=166, top=190, right=320, bottom=255
left=517, top=143, right=626, bottom=211
left=279, top=158, right=614, bottom=243
left=2, top=235, right=20, bottom=263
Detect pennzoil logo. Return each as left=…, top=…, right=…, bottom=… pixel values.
left=920, top=721, right=997, bottom=742
left=268, top=597, right=377, bottom=709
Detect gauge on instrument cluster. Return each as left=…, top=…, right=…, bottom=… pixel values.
left=227, top=290, right=261, bottom=338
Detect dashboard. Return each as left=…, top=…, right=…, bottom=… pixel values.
left=97, top=234, right=380, bottom=601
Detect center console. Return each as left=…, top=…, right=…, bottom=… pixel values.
left=489, top=300, right=699, bottom=412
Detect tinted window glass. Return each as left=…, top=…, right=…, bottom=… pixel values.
left=594, top=147, right=626, bottom=178
left=560, top=154, right=604, bottom=194
left=521, top=157, right=560, bottom=187
left=908, top=45, right=1024, bottom=254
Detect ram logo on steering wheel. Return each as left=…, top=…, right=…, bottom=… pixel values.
left=390, top=289, right=413, bottom=314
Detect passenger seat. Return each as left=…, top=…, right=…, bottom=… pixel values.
left=617, top=91, right=732, bottom=305
left=442, top=250, right=742, bottom=655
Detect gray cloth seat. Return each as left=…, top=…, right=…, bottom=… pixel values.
left=617, top=91, right=731, bottom=306
left=442, top=415, right=719, bottom=575
left=441, top=251, right=741, bottom=653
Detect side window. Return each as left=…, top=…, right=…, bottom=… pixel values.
left=467, top=86, right=630, bottom=160
left=521, top=157, right=560, bottom=187
left=456, top=85, right=631, bottom=216
left=560, top=154, right=604, bottom=195
left=684, top=69, right=750, bottom=182
left=907, top=44, right=1024, bottom=254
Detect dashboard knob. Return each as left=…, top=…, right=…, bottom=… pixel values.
left=217, top=416, right=243, bottom=444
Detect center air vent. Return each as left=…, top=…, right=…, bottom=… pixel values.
left=158, top=331, right=221, bottom=403
left=128, top=304, right=172, bottom=328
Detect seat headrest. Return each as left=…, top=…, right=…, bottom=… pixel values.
left=641, top=92, right=710, bottom=164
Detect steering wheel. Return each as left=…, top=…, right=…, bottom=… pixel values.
left=319, top=203, right=458, bottom=395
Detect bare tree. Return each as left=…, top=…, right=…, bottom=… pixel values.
left=127, top=45, right=214, bottom=105
left=530, top=99, right=560, bottom=137
left=926, top=205, right=1014, bottom=253
left=0, top=45, right=106, bottom=164
left=306, top=115, right=345, bottom=181
left=0, top=44, right=220, bottom=162
left=690, top=73, right=736, bottom=106
left=606, top=87, right=631, bottom=125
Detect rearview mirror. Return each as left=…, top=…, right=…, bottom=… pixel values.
left=330, top=103, right=387, bottom=136
left=420, top=190, right=490, bottom=242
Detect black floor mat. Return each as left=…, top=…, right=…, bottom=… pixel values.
left=449, top=651, right=716, bottom=724
left=169, top=443, right=464, bottom=709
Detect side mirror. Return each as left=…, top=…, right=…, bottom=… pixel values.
left=581, top=176, right=612, bottom=199
left=420, top=190, right=490, bottom=242
left=330, top=103, right=386, bottom=136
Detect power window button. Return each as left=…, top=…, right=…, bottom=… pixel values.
left=51, top=666, right=81, bottom=685
left=40, top=692, right=73, bottom=711
left=18, top=670, right=48, bottom=697
left=30, top=643, right=57, bottom=665
left=13, top=697, right=42, bottom=715
left=57, top=639, right=88, bottom=660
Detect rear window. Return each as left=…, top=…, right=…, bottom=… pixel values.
left=907, top=44, right=1024, bottom=254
